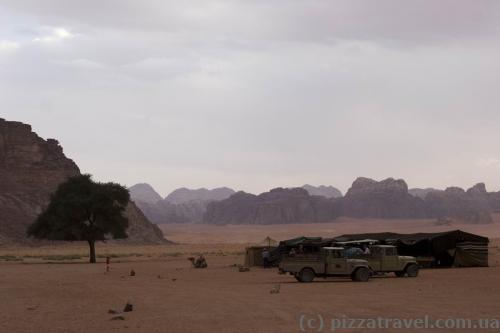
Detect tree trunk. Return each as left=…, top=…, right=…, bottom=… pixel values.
left=88, top=240, right=96, bottom=263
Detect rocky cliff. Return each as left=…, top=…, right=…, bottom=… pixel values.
left=339, top=177, right=428, bottom=218
left=203, top=177, right=497, bottom=225
left=130, top=185, right=236, bottom=224
left=424, top=183, right=493, bottom=223
left=204, top=187, right=337, bottom=225
left=0, top=118, right=166, bottom=244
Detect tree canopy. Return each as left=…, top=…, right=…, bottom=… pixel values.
left=27, top=174, right=130, bottom=263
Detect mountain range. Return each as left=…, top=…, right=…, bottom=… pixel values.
left=129, top=185, right=236, bottom=224
left=128, top=184, right=344, bottom=224
left=204, top=178, right=500, bottom=225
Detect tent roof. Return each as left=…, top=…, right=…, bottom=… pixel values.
left=280, top=236, right=323, bottom=246
left=333, top=230, right=488, bottom=245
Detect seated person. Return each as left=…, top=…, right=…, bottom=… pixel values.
left=345, top=247, right=363, bottom=257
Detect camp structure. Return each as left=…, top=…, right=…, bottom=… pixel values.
left=271, top=236, right=327, bottom=260
left=243, top=237, right=278, bottom=267
left=333, top=230, right=489, bottom=267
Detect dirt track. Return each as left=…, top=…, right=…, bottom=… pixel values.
left=1, top=242, right=499, bottom=333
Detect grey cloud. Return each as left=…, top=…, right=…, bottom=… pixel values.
left=1, top=1, right=500, bottom=194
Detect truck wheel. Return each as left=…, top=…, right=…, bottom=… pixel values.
left=352, top=267, right=370, bottom=282
left=395, top=271, right=405, bottom=277
left=405, top=264, right=419, bottom=277
left=298, top=268, right=315, bottom=283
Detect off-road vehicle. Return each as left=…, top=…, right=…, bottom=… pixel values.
left=278, top=247, right=371, bottom=282
left=354, top=245, right=419, bottom=277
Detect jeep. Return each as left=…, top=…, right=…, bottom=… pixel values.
left=357, top=245, right=419, bottom=277
left=278, top=247, right=371, bottom=282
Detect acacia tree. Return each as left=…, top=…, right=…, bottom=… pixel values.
left=27, top=174, right=130, bottom=263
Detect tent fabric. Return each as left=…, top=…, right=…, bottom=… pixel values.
left=280, top=236, right=322, bottom=247
left=244, top=246, right=278, bottom=267
left=453, top=242, right=489, bottom=267
left=333, top=230, right=489, bottom=267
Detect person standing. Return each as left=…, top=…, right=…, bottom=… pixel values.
left=262, top=248, right=271, bottom=268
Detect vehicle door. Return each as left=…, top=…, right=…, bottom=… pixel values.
left=381, top=247, right=399, bottom=271
left=366, top=246, right=382, bottom=271
left=326, top=249, right=347, bottom=274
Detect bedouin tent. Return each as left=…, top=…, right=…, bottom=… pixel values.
left=333, top=230, right=489, bottom=267
left=244, top=237, right=279, bottom=267
left=271, top=236, right=327, bottom=260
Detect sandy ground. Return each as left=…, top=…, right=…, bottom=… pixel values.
left=160, top=214, right=500, bottom=244
left=1, top=218, right=500, bottom=333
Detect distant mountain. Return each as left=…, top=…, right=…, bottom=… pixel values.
left=204, top=188, right=336, bottom=225
left=165, top=187, right=235, bottom=204
left=302, top=184, right=342, bottom=198
left=203, top=178, right=499, bottom=225
left=132, top=187, right=236, bottom=224
left=408, top=188, right=439, bottom=199
left=340, top=177, right=428, bottom=219
left=129, top=183, right=163, bottom=204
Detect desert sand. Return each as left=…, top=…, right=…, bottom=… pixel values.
left=1, top=218, right=500, bottom=333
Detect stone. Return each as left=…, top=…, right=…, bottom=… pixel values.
left=123, top=303, right=133, bottom=312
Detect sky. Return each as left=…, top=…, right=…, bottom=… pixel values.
left=1, top=0, right=500, bottom=197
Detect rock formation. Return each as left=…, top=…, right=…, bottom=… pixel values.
left=165, top=187, right=235, bottom=204
left=302, top=184, right=342, bottom=198
left=204, top=187, right=337, bottom=225
left=424, top=183, right=493, bottom=224
left=129, top=185, right=236, bottom=224
left=203, top=178, right=497, bottom=225
left=0, top=118, right=166, bottom=244
left=339, top=177, right=428, bottom=218
left=408, top=188, right=438, bottom=199
left=129, top=183, right=163, bottom=204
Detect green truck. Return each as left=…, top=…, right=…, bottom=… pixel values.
left=359, top=245, right=419, bottom=277
left=278, top=247, right=371, bottom=282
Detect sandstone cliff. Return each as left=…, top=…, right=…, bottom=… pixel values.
left=204, top=187, right=337, bottom=225
left=339, top=177, right=428, bottom=218
left=203, top=178, right=496, bottom=225
left=0, top=118, right=166, bottom=244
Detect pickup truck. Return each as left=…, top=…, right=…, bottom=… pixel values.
left=351, top=245, right=419, bottom=277
left=278, top=247, right=371, bottom=282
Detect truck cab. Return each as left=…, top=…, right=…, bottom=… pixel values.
left=357, top=245, right=419, bottom=277
left=279, top=247, right=371, bottom=282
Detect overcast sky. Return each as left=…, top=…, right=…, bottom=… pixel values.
left=1, top=1, right=500, bottom=196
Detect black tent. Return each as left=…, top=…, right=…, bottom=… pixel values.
left=333, top=230, right=489, bottom=267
